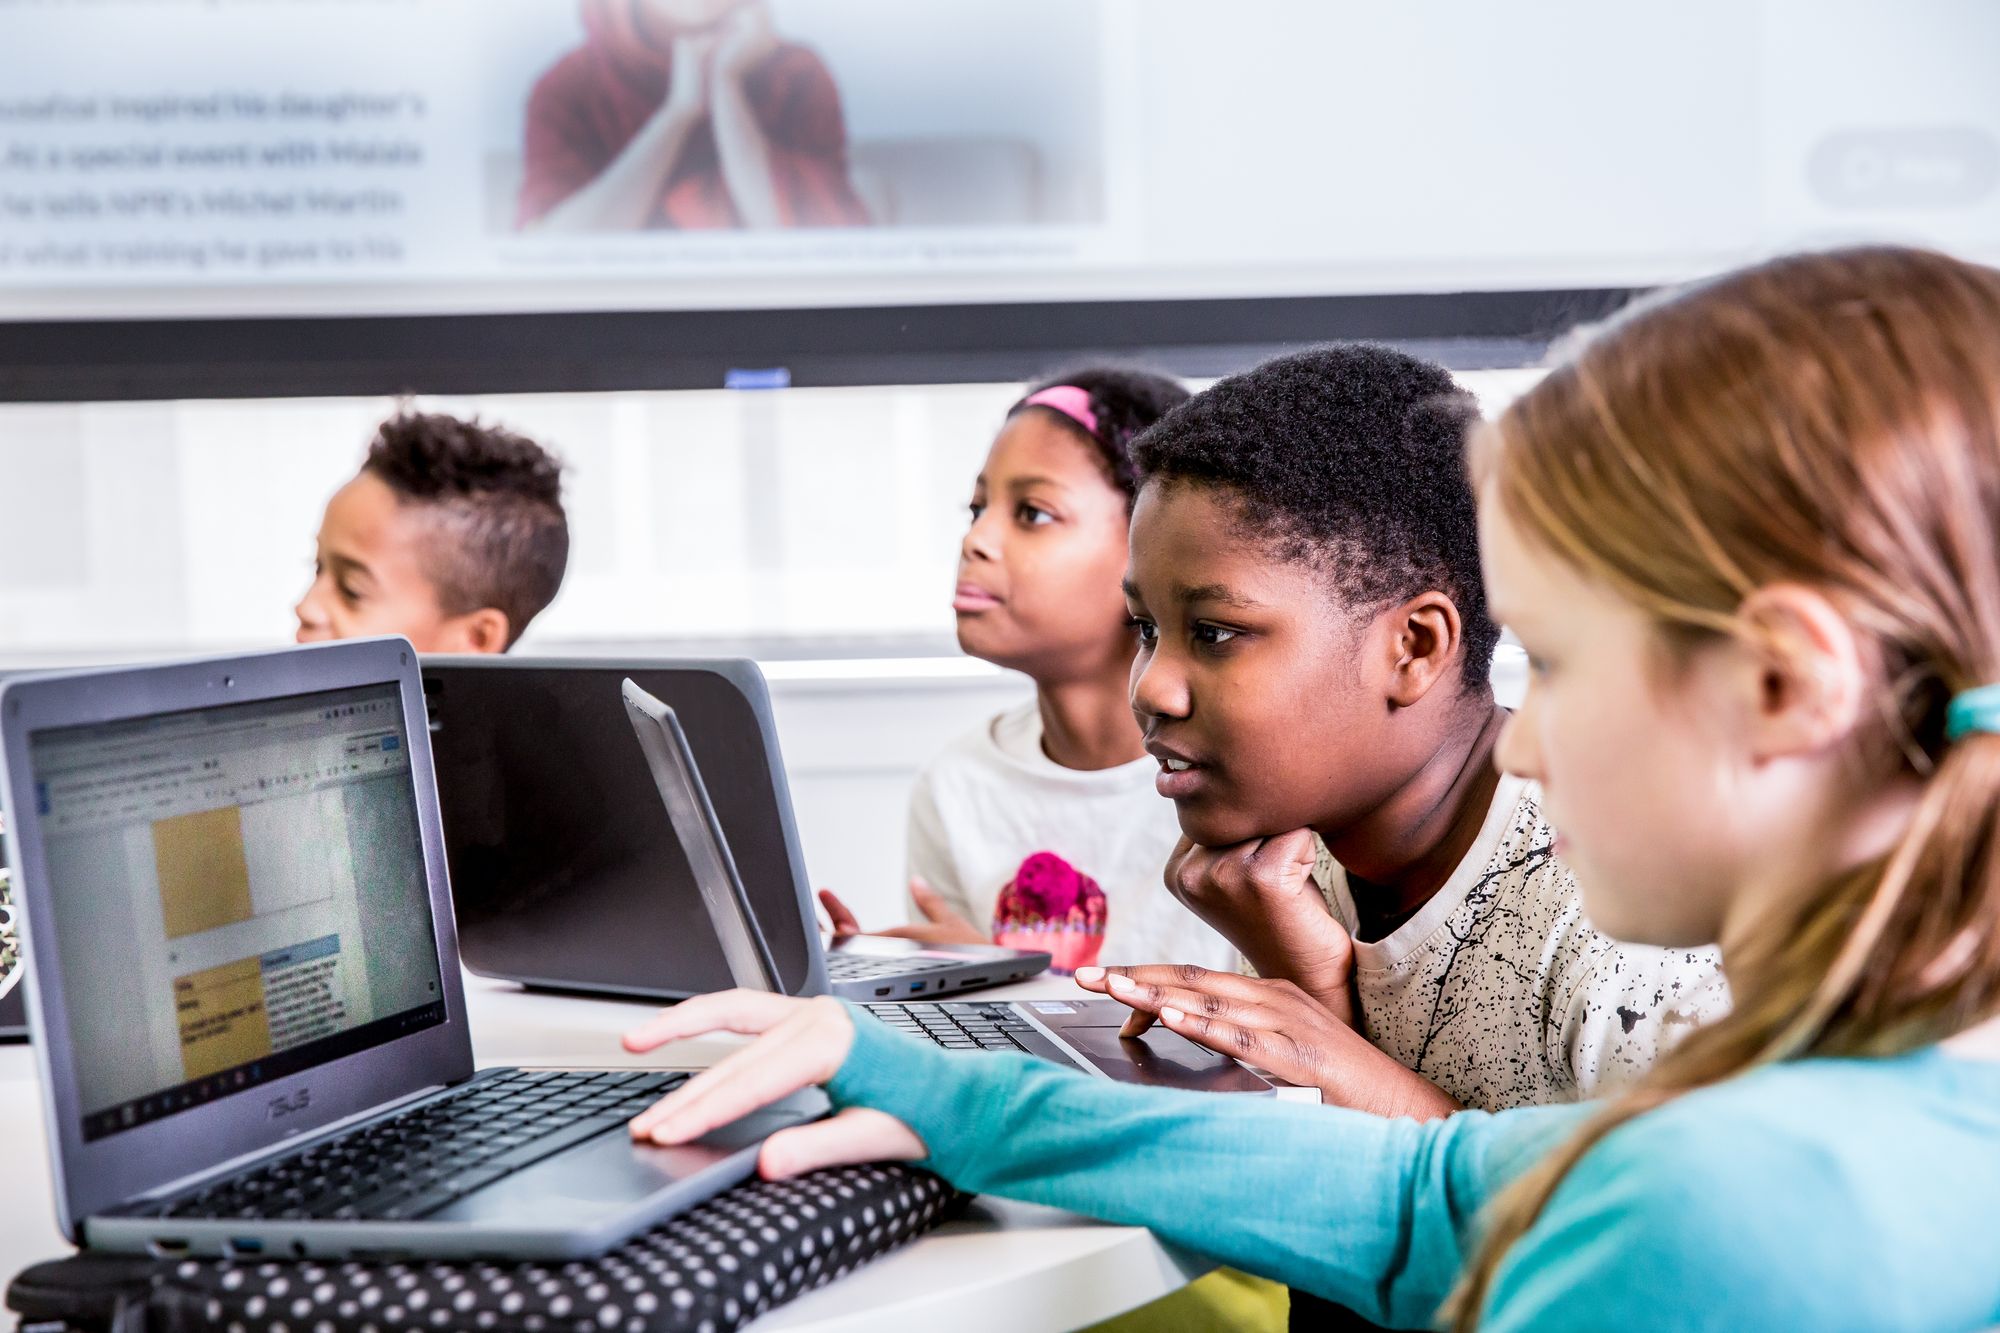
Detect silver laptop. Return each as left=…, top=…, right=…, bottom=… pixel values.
left=0, top=638, right=824, bottom=1262
left=623, top=681, right=1302, bottom=1099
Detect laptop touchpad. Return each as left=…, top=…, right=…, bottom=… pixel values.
left=433, top=1102, right=818, bottom=1225
left=1057, top=1023, right=1277, bottom=1094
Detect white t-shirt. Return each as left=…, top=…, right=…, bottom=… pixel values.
left=1311, top=774, right=1728, bottom=1110
left=907, top=701, right=1238, bottom=971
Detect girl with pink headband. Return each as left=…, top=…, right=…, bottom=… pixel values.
left=818, top=368, right=1240, bottom=976
left=818, top=367, right=1281, bottom=1324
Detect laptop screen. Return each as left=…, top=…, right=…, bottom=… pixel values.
left=27, top=681, right=446, bottom=1143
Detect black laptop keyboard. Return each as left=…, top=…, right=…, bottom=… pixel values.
left=864, top=1001, right=1034, bottom=1053
left=158, top=1068, right=687, bottom=1223
left=825, top=953, right=962, bottom=981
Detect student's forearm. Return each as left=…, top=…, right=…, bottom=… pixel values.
left=827, top=1010, right=1577, bottom=1326
left=709, top=74, right=783, bottom=227
left=532, top=103, right=703, bottom=232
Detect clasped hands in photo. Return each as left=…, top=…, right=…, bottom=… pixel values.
left=622, top=826, right=1458, bottom=1180
left=661, top=1, right=781, bottom=118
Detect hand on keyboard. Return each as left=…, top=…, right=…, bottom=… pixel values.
left=623, top=991, right=925, bottom=1180
left=161, top=1069, right=689, bottom=1223
left=862, top=1002, right=1033, bottom=1053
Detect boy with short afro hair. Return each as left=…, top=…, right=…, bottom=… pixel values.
left=1079, top=343, right=1725, bottom=1120
left=1134, top=345, right=1501, bottom=687
left=296, top=410, right=569, bottom=654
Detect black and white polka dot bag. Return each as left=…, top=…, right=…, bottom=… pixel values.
left=7, top=1165, right=962, bottom=1333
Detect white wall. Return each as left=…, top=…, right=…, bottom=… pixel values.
left=0, top=383, right=1024, bottom=653
left=0, top=372, right=1544, bottom=655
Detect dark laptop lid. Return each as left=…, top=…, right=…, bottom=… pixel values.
left=421, top=658, right=826, bottom=1000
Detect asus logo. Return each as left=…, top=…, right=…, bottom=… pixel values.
left=267, top=1089, right=311, bottom=1121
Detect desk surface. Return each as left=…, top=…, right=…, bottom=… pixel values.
left=0, top=972, right=1205, bottom=1332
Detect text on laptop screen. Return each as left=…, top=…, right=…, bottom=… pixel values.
left=28, top=683, right=446, bottom=1142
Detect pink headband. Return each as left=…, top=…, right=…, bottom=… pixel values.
left=1019, top=385, right=1099, bottom=437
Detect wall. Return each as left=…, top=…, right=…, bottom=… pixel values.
left=0, top=372, right=1544, bottom=654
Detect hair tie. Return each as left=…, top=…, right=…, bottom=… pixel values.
left=1018, top=385, right=1099, bottom=438
left=1945, top=684, right=2000, bottom=741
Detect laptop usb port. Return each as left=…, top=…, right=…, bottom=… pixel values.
left=225, top=1237, right=264, bottom=1256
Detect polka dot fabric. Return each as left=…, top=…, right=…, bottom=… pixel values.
left=10, top=1165, right=961, bottom=1333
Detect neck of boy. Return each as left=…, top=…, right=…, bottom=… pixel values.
left=1034, top=669, right=1149, bottom=772
left=1329, top=700, right=1509, bottom=940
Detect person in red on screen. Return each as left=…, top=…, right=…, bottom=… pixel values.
left=518, top=0, right=869, bottom=232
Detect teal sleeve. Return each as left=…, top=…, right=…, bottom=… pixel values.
left=827, top=1005, right=1582, bottom=1328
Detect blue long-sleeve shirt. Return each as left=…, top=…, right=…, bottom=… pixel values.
left=826, top=1010, right=2000, bottom=1330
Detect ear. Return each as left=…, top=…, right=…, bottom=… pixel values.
left=1383, top=591, right=1463, bottom=709
left=443, top=607, right=513, bottom=655
left=1733, top=584, right=1867, bottom=762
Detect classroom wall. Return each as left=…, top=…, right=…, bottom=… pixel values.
left=0, top=384, right=1021, bottom=653
left=0, top=373, right=1544, bottom=655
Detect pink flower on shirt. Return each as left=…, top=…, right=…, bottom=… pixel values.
left=992, top=851, right=1106, bottom=974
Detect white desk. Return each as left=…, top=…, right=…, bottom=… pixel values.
left=0, top=973, right=1208, bottom=1332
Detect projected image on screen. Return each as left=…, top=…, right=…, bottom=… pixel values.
left=501, top=0, right=1103, bottom=235
left=512, top=0, right=872, bottom=233
left=0, top=1, right=1992, bottom=320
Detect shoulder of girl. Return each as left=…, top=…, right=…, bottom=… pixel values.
left=916, top=716, right=1018, bottom=781
left=1497, top=1112, right=1902, bottom=1333
left=1567, top=1060, right=1917, bottom=1205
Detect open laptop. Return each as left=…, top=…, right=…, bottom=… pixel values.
left=425, top=656, right=1050, bottom=1002
left=624, top=681, right=1303, bottom=1099
left=0, top=639, right=825, bottom=1262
